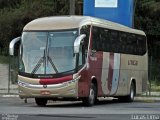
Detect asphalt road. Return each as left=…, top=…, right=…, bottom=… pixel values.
left=0, top=97, right=160, bottom=120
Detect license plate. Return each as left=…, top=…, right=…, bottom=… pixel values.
left=40, top=90, right=51, bottom=95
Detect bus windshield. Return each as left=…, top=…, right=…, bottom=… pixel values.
left=19, top=30, right=78, bottom=75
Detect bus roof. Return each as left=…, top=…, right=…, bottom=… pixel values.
left=23, top=16, right=145, bottom=36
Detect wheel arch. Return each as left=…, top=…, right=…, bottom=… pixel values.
left=91, top=76, right=98, bottom=96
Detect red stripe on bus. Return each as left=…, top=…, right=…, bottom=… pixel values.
left=39, top=75, right=72, bottom=85
left=108, top=52, right=114, bottom=91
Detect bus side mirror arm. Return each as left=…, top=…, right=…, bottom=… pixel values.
left=74, top=34, right=86, bottom=53
left=9, top=37, right=20, bottom=56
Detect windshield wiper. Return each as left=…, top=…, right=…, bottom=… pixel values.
left=47, top=56, right=58, bottom=73
left=31, top=50, right=46, bottom=74
left=31, top=57, right=44, bottom=74
left=31, top=49, right=59, bottom=74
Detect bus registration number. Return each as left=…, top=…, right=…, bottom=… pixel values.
left=40, top=90, right=51, bottom=95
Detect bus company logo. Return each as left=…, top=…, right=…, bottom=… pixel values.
left=38, top=75, right=53, bottom=78
left=128, top=60, right=138, bottom=66
left=43, top=85, right=47, bottom=88
left=90, top=56, right=97, bottom=61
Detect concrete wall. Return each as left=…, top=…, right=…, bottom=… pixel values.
left=0, top=64, right=9, bottom=89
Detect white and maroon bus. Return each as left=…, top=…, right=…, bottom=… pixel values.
left=9, top=16, right=148, bottom=106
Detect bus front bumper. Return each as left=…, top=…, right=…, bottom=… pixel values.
left=18, top=77, right=79, bottom=98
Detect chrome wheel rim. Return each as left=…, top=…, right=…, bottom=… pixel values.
left=130, top=85, right=134, bottom=100
left=89, top=88, right=95, bottom=104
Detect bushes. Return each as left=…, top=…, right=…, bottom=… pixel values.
left=0, top=0, right=70, bottom=56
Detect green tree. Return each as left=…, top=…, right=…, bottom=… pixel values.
left=135, top=0, right=160, bottom=84
left=0, top=0, right=71, bottom=55
left=135, top=0, right=160, bottom=35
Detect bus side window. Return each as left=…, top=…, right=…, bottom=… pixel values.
left=92, top=26, right=99, bottom=51
left=80, top=25, right=91, bottom=63
left=80, top=25, right=90, bottom=50
left=110, top=30, right=118, bottom=53
left=103, top=29, right=110, bottom=52
left=119, top=32, right=127, bottom=54
left=126, top=33, right=135, bottom=54
left=137, top=36, right=146, bottom=55
left=92, top=26, right=111, bottom=52
left=130, top=34, right=137, bottom=54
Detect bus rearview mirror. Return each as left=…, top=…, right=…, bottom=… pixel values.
left=9, top=37, right=21, bottom=56
left=74, top=34, right=86, bottom=53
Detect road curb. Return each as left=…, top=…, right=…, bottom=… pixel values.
left=135, top=97, right=160, bottom=102
left=0, top=94, right=19, bottom=97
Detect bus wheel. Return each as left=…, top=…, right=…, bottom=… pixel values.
left=124, top=82, right=136, bottom=102
left=35, top=98, right=47, bottom=106
left=82, top=83, right=97, bottom=106
left=117, top=82, right=135, bottom=102
left=127, top=82, right=135, bottom=102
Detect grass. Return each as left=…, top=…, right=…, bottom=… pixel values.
left=151, top=84, right=160, bottom=92
left=150, top=80, right=160, bottom=92
left=0, top=55, right=9, bottom=64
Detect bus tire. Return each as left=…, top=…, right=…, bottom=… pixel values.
left=118, top=82, right=135, bottom=102
left=126, top=82, right=135, bottom=102
left=35, top=98, right=47, bottom=106
left=82, top=83, right=97, bottom=106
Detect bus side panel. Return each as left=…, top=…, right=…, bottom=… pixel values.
left=78, top=69, right=90, bottom=97
left=141, top=53, right=148, bottom=93
left=109, top=53, right=121, bottom=95
left=115, top=53, right=148, bottom=96
left=101, top=52, right=110, bottom=95
left=135, top=53, right=148, bottom=94
left=78, top=51, right=104, bottom=97
left=142, top=70, right=148, bottom=92
left=115, top=70, right=129, bottom=96
left=88, top=51, right=104, bottom=96
left=101, top=52, right=121, bottom=96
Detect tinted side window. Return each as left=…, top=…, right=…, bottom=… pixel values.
left=127, top=34, right=137, bottom=54
left=119, top=32, right=127, bottom=53
left=92, top=26, right=111, bottom=52
left=92, top=27, right=119, bottom=53
left=126, top=34, right=147, bottom=55
left=101, top=29, right=110, bottom=52
left=137, top=36, right=147, bottom=55
left=110, top=30, right=119, bottom=53
left=92, top=26, right=101, bottom=51
left=80, top=25, right=90, bottom=50
left=92, top=26, right=147, bottom=56
left=80, top=25, right=91, bottom=64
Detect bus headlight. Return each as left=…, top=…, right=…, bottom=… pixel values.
left=18, top=81, right=29, bottom=87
